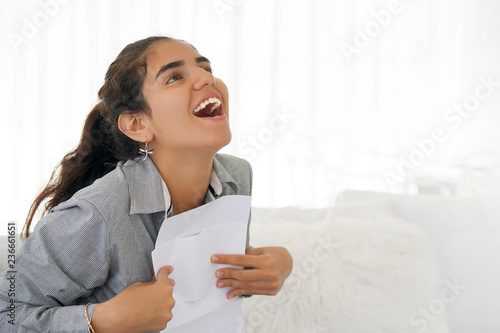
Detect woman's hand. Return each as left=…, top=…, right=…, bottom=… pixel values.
left=211, top=247, right=293, bottom=299
left=91, top=266, right=176, bottom=333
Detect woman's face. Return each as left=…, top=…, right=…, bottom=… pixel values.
left=140, top=40, right=231, bottom=156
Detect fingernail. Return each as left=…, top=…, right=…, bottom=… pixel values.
left=217, top=281, right=224, bottom=288
left=170, top=279, right=175, bottom=286
left=216, top=271, right=224, bottom=278
left=212, top=255, right=219, bottom=263
left=228, top=294, right=235, bottom=299
left=169, top=266, right=174, bottom=273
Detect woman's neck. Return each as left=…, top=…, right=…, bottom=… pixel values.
left=151, top=150, right=215, bottom=215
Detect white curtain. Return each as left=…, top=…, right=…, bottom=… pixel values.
left=1, top=0, right=499, bottom=228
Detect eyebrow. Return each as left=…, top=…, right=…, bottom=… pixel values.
left=196, top=56, right=210, bottom=64
left=155, top=56, right=211, bottom=80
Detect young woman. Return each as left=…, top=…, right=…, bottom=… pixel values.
left=0, top=36, right=292, bottom=332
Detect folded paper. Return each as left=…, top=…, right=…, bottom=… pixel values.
left=151, top=195, right=251, bottom=332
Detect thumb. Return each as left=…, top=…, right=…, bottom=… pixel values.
left=156, top=266, right=174, bottom=283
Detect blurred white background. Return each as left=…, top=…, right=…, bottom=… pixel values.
left=1, top=0, right=499, bottom=231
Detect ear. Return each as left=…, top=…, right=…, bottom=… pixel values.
left=118, top=113, right=153, bottom=143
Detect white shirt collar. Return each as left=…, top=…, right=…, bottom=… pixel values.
left=161, top=170, right=222, bottom=218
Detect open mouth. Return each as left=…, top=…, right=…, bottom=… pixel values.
left=193, top=97, right=223, bottom=118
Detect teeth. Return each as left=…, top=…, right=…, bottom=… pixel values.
left=210, top=103, right=218, bottom=113
left=193, top=97, right=221, bottom=114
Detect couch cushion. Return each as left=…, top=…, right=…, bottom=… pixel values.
left=243, top=206, right=449, bottom=333
left=335, top=191, right=500, bottom=333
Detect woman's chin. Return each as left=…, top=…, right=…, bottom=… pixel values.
left=211, top=131, right=232, bottom=152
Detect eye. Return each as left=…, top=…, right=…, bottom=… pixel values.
left=166, top=73, right=183, bottom=84
left=204, top=67, right=213, bottom=74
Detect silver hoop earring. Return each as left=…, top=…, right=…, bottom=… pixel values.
left=139, top=142, right=155, bottom=161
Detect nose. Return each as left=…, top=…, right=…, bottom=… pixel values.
left=192, top=66, right=215, bottom=90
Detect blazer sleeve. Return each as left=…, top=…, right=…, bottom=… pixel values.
left=0, top=200, right=111, bottom=332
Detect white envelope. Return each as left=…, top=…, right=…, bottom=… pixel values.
left=151, top=195, right=251, bottom=332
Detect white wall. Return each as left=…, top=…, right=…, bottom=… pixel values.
left=1, top=0, right=499, bottom=232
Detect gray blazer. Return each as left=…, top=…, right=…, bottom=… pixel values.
left=0, top=154, right=252, bottom=332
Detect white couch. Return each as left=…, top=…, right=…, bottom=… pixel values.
left=2, top=191, right=498, bottom=332
left=243, top=191, right=500, bottom=333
